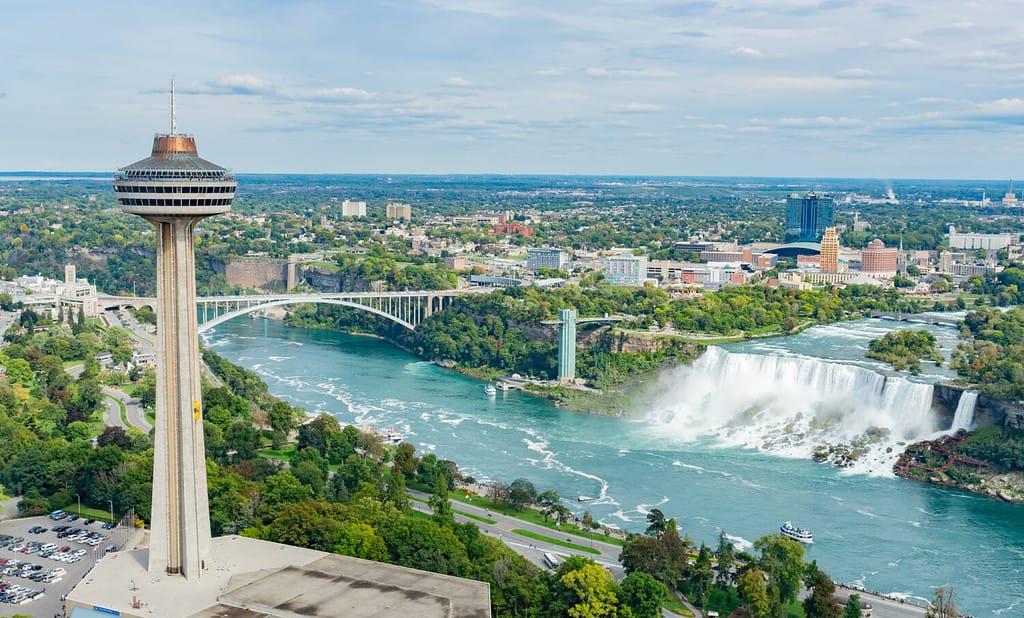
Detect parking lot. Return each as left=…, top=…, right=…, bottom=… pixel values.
left=1, top=512, right=117, bottom=618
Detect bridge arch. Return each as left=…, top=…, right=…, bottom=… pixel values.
left=197, top=298, right=419, bottom=333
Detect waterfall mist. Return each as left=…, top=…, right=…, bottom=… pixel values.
left=648, top=347, right=946, bottom=476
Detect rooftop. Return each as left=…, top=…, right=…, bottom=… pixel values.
left=66, top=535, right=491, bottom=618
left=117, top=134, right=231, bottom=177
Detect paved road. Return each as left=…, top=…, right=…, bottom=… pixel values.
left=102, top=385, right=152, bottom=434
left=408, top=489, right=625, bottom=578
left=834, top=586, right=929, bottom=618
left=410, top=490, right=929, bottom=618
left=0, top=309, right=18, bottom=338
left=102, top=393, right=128, bottom=430
left=67, top=364, right=152, bottom=434
left=105, top=308, right=155, bottom=354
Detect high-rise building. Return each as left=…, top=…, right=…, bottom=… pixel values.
left=820, top=227, right=840, bottom=273
left=112, top=84, right=236, bottom=579
left=785, top=192, right=833, bottom=242
left=938, top=250, right=954, bottom=273
left=341, top=199, right=366, bottom=217
left=386, top=202, right=412, bottom=220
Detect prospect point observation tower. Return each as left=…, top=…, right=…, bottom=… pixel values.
left=112, top=86, right=236, bottom=579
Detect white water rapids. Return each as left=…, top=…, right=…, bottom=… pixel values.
left=648, top=346, right=966, bottom=476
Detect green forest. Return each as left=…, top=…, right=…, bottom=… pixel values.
left=952, top=306, right=1024, bottom=400
left=866, top=329, right=943, bottom=374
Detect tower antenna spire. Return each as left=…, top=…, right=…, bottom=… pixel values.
left=170, top=79, right=177, bottom=135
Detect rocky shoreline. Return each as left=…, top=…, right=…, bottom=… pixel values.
left=893, top=434, right=1024, bottom=504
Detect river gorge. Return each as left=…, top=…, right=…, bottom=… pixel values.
left=203, top=316, right=1024, bottom=616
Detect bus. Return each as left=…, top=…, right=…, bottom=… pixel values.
left=543, top=552, right=559, bottom=569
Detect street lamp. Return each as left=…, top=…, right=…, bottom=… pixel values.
left=74, top=493, right=81, bottom=518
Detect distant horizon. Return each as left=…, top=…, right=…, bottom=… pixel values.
left=0, top=170, right=1020, bottom=186
left=2, top=2, right=1023, bottom=177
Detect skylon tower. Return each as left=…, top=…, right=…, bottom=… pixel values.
left=113, top=84, right=236, bottom=579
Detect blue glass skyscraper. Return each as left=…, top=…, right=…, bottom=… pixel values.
left=785, top=192, right=833, bottom=242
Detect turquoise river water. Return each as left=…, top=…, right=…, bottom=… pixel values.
left=203, top=316, right=1024, bottom=616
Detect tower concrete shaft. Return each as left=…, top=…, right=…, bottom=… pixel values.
left=147, top=216, right=212, bottom=578
left=114, top=98, right=235, bottom=579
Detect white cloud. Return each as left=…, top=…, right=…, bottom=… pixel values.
left=584, top=67, right=677, bottom=79
left=730, top=47, right=764, bottom=58
left=535, top=68, right=562, bottom=76
left=887, top=37, right=924, bottom=51
left=444, top=77, right=474, bottom=88
left=736, top=75, right=864, bottom=92
left=305, top=87, right=375, bottom=101
left=973, top=97, right=1024, bottom=117
left=967, top=50, right=1007, bottom=60
left=835, top=68, right=876, bottom=80
left=909, top=97, right=959, bottom=105
left=195, top=75, right=275, bottom=96
left=776, top=115, right=863, bottom=127
left=615, top=102, right=664, bottom=113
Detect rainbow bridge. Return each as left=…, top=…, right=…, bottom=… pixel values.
left=99, top=290, right=468, bottom=333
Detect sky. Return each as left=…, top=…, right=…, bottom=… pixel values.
left=1, top=1, right=1023, bottom=178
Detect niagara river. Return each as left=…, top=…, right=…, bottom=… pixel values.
left=202, top=316, right=1024, bottom=616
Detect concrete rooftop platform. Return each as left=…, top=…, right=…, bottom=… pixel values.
left=66, top=535, right=490, bottom=618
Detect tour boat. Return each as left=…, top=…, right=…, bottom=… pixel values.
left=496, top=382, right=511, bottom=391
left=780, top=521, right=813, bottom=543
left=384, top=428, right=403, bottom=444
left=484, top=384, right=497, bottom=396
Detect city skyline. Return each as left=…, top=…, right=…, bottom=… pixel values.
left=1, top=1, right=1023, bottom=178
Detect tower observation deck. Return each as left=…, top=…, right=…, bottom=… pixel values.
left=113, top=84, right=236, bottom=580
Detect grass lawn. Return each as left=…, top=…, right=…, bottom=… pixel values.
left=510, top=529, right=600, bottom=555
left=457, top=510, right=496, bottom=525
left=258, top=445, right=297, bottom=460
left=59, top=504, right=116, bottom=523
left=662, top=597, right=694, bottom=617
left=87, top=406, right=106, bottom=437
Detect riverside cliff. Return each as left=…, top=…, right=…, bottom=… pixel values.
left=896, top=385, right=1024, bottom=503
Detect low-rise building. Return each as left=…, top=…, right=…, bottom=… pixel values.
left=526, top=248, right=566, bottom=271
left=946, top=225, right=1016, bottom=251
left=604, top=254, right=648, bottom=286
left=9, top=264, right=99, bottom=319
